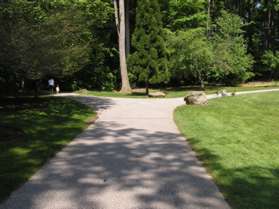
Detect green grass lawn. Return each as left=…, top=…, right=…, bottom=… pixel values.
left=174, top=92, right=279, bottom=209
left=0, top=97, right=95, bottom=202
left=80, top=84, right=279, bottom=98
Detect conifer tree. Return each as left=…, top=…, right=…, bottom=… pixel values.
left=129, top=0, right=169, bottom=95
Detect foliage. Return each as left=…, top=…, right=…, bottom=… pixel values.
left=262, top=50, right=279, bottom=79
left=168, top=28, right=214, bottom=87
left=212, top=11, right=254, bottom=85
left=1, top=0, right=279, bottom=93
left=82, top=0, right=118, bottom=90
left=129, top=0, right=169, bottom=93
left=0, top=0, right=92, bottom=94
left=212, top=1, right=279, bottom=78
left=74, top=65, right=117, bottom=91
left=166, top=0, right=207, bottom=30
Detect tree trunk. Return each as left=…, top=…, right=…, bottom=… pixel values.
left=125, top=0, right=130, bottom=56
left=198, top=71, right=205, bottom=89
left=115, top=0, right=132, bottom=93
left=267, top=0, right=272, bottom=49
left=145, top=80, right=149, bottom=95
left=34, top=80, right=40, bottom=98
left=113, top=0, right=120, bottom=36
left=264, top=0, right=272, bottom=49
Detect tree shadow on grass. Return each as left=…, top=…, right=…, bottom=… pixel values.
left=1, top=121, right=230, bottom=209
left=1, top=96, right=278, bottom=209
left=186, top=138, right=279, bottom=209
left=0, top=96, right=115, bottom=202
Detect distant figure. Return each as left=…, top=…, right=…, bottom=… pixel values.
left=48, top=78, right=55, bottom=94
left=56, top=85, right=60, bottom=94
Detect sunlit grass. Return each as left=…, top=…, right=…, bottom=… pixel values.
left=175, top=92, right=279, bottom=209
left=79, top=83, right=279, bottom=98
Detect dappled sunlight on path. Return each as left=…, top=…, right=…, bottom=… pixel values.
left=0, top=96, right=230, bottom=209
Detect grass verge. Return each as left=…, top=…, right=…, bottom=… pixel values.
left=174, top=92, right=279, bottom=209
left=0, top=97, right=95, bottom=202
left=79, top=83, right=279, bottom=98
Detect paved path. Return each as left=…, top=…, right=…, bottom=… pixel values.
left=1, top=96, right=231, bottom=209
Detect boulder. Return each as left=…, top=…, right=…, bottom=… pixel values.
left=184, top=91, right=208, bottom=105
left=149, top=91, right=166, bottom=98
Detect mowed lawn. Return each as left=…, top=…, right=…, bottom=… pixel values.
left=175, top=92, right=279, bottom=209
left=81, top=85, right=279, bottom=98
left=0, top=97, right=95, bottom=202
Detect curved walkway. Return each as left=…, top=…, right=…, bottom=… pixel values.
left=0, top=94, right=232, bottom=209
left=2, top=89, right=279, bottom=209
left=0, top=95, right=231, bottom=209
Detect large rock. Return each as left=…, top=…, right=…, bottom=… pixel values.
left=149, top=91, right=166, bottom=98
left=184, top=91, right=208, bottom=105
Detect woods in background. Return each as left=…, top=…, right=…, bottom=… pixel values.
left=0, top=0, right=279, bottom=95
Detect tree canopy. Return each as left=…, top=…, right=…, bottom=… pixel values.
left=1, top=0, right=279, bottom=95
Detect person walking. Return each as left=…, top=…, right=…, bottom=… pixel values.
left=55, top=85, right=60, bottom=94
left=48, top=78, right=55, bottom=94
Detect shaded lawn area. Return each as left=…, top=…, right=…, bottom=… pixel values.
left=174, top=92, right=279, bottom=209
left=0, top=97, right=95, bottom=202
left=81, top=84, right=279, bottom=98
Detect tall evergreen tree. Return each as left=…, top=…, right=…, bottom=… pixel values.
left=166, top=0, right=207, bottom=30
left=129, top=0, right=169, bottom=94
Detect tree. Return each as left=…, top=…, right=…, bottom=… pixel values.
left=166, top=0, right=207, bottom=30
left=0, top=0, right=92, bottom=95
left=113, top=0, right=132, bottom=93
left=73, top=0, right=118, bottom=91
left=168, top=29, right=214, bottom=88
left=129, top=0, right=169, bottom=94
left=212, top=11, right=254, bottom=85
left=262, top=50, right=279, bottom=79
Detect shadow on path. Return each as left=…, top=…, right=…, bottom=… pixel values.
left=0, top=96, right=230, bottom=209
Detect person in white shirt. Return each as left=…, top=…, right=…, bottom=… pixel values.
left=48, top=78, right=55, bottom=94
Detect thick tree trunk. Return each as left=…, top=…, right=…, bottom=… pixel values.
left=115, top=0, right=132, bottom=93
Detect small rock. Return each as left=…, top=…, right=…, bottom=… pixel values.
left=149, top=91, right=166, bottom=98
left=76, top=89, right=88, bottom=94
left=221, top=89, right=230, bottom=97
left=184, top=91, right=208, bottom=105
